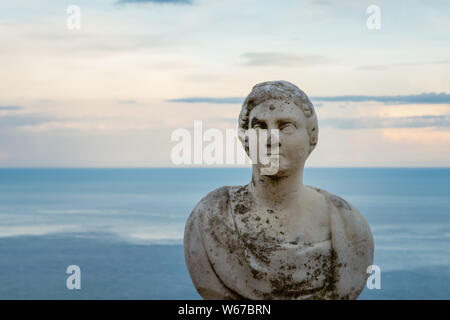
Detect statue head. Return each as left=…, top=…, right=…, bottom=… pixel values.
left=238, top=80, right=319, bottom=174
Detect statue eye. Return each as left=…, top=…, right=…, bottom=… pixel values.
left=280, top=123, right=295, bottom=131
left=252, top=123, right=266, bottom=130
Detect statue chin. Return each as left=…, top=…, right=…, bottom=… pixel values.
left=257, top=160, right=303, bottom=179
left=184, top=80, right=374, bottom=300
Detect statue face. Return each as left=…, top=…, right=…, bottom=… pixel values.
left=248, top=99, right=310, bottom=176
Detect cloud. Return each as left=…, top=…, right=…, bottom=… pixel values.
left=119, top=100, right=139, bottom=104
left=117, top=0, right=192, bottom=4
left=167, top=97, right=243, bottom=104
left=358, top=59, right=450, bottom=71
left=28, top=33, right=170, bottom=53
left=167, top=93, right=450, bottom=105
left=312, top=93, right=450, bottom=104
left=312, top=1, right=331, bottom=5
left=0, top=106, right=22, bottom=111
left=240, top=52, right=330, bottom=67
left=0, top=114, right=57, bottom=127
left=322, top=115, right=450, bottom=129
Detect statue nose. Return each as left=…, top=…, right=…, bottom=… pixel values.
left=266, top=130, right=280, bottom=148
left=266, top=141, right=281, bottom=156
left=266, top=142, right=281, bottom=149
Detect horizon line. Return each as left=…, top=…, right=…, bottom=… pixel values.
left=0, top=166, right=448, bottom=169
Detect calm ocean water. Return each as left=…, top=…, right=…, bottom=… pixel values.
left=0, top=168, right=449, bottom=299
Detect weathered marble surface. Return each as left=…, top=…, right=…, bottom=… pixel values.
left=184, top=80, right=374, bottom=300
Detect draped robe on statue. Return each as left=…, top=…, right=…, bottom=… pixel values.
left=184, top=184, right=374, bottom=300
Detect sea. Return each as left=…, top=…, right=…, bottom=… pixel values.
left=0, top=168, right=449, bottom=299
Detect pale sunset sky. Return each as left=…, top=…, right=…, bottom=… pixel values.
left=0, top=0, right=449, bottom=167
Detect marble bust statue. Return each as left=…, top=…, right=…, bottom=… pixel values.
left=184, top=80, right=374, bottom=300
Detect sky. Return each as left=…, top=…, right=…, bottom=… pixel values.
left=0, top=0, right=449, bottom=167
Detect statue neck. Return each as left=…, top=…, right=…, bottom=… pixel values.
left=249, top=167, right=305, bottom=210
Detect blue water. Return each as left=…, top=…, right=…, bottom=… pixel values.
left=0, top=168, right=449, bottom=299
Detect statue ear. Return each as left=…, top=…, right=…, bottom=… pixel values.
left=238, top=128, right=250, bottom=156
left=309, top=125, right=318, bottom=155
left=244, top=136, right=250, bottom=155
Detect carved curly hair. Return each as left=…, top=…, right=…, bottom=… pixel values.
left=238, top=80, right=319, bottom=157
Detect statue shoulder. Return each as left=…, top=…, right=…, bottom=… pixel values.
left=306, top=186, right=374, bottom=299
left=306, top=185, right=373, bottom=240
left=184, top=185, right=242, bottom=299
left=307, top=185, right=353, bottom=211
left=190, top=186, right=232, bottom=219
